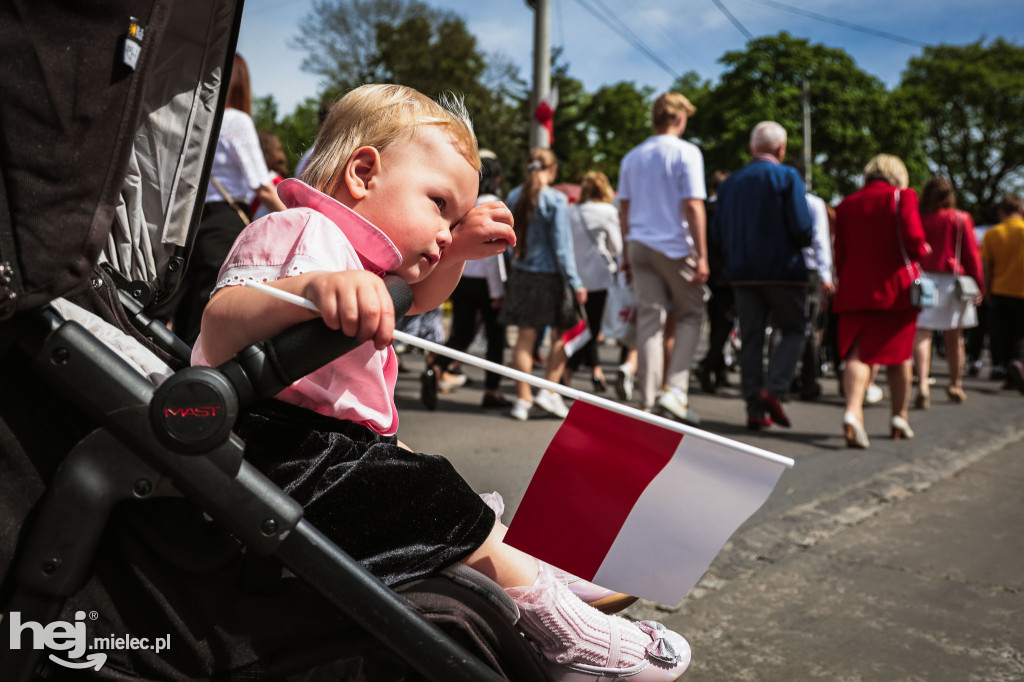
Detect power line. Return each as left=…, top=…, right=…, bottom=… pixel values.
left=573, top=0, right=682, bottom=80
left=741, top=0, right=928, bottom=47
left=710, top=0, right=754, bottom=41
left=608, top=0, right=705, bottom=72
left=554, top=0, right=567, bottom=50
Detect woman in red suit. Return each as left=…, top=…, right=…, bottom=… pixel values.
left=834, top=155, right=929, bottom=448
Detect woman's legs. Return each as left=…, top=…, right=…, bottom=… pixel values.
left=512, top=327, right=539, bottom=402
left=545, top=328, right=569, bottom=385
left=944, top=328, right=965, bottom=390
left=843, top=342, right=871, bottom=425
left=887, top=360, right=912, bottom=421
left=913, top=329, right=933, bottom=404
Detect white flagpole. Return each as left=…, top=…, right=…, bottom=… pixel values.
left=241, top=281, right=795, bottom=468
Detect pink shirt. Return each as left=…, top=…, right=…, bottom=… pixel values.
left=191, top=179, right=404, bottom=435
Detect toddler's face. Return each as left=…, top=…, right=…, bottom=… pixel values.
left=355, top=126, right=478, bottom=283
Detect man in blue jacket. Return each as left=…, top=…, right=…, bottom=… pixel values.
left=711, top=121, right=814, bottom=429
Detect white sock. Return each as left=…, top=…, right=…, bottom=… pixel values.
left=505, top=563, right=648, bottom=667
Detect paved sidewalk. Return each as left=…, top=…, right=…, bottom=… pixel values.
left=662, top=439, right=1024, bottom=681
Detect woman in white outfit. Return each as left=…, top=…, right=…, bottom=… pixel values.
left=564, top=171, right=623, bottom=392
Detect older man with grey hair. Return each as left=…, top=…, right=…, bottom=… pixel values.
left=710, top=121, right=814, bottom=429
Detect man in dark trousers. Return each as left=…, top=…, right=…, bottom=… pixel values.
left=712, top=121, right=814, bottom=429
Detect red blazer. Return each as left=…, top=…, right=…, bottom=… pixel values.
left=919, top=208, right=985, bottom=296
left=833, top=181, right=928, bottom=313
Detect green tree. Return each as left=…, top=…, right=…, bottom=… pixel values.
left=688, top=33, right=925, bottom=201
left=897, top=39, right=1024, bottom=220
left=582, top=81, right=654, bottom=184
left=548, top=50, right=594, bottom=184
left=252, top=93, right=329, bottom=175
left=294, top=0, right=445, bottom=91
left=375, top=14, right=529, bottom=194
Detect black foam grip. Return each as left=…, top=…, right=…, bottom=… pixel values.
left=263, top=275, right=413, bottom=385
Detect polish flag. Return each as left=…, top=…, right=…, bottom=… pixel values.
left=505, top=400, right=790, bottom=605
left=533, top=86, right=559, bottom=146
left=560, top=318, right=592, bottom=358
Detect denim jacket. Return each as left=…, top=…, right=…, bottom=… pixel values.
left=505, top=186, right=583, bottom=290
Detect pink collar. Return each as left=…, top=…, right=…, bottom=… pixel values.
left=276, top=178, right=403, bottom=276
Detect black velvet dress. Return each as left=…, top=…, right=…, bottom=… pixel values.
left=237, top=399, right=495, bottom=587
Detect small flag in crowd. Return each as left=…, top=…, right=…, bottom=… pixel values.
left=504, top=400, right=789, bottom=605
left=560, top=317, right=592, bottom=358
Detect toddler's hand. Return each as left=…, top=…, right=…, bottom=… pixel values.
left=302, top=271, right=395, bottom=349
left=446, top=201, right=515, bottom=263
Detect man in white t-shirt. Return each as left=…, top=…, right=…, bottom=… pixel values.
left=618, top=92, right=709, bottom=424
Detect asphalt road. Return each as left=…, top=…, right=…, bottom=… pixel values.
left=394, top=340, right=1024, bottom=681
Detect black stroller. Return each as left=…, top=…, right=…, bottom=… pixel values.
left=0, top=2, right=549, bottom=679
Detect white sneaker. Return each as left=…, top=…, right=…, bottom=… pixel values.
left=614, top=363, right=635, bottom=402
left=510, top=398, right=532, bottom=421
left=865, top=383, right=884, bottom=404
left=534, top=389, right=570, bottom=419
left=656, top=388, right=701, bottom=425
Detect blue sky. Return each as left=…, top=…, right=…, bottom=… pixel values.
left=237, top=0, right=1024, bottom=115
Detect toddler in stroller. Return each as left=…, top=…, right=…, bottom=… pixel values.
left=190, top=83, right=691, bottom=682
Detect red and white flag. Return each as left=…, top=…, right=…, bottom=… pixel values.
left=533, top=86, right=559, bottom=146
left=505, top=401, right=789, bottom=605
left=560, top=318, right=592, bottom=358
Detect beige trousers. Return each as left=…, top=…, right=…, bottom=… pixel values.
left=628, top=241, right=708, bottom=408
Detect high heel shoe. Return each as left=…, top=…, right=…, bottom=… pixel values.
left=843, top=412, right=870, bottom=449
left=890, top=415, right=915, bottom=440
left=591, top=373, right=608, bottom=393
left=914, top=391, right=930, bottom=410
left=945, top=385, right=966, bottom=404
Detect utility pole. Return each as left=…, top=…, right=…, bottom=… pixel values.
left=529, top=0, right=551, bottom=149
left=802, top=77, right=812, bottom=191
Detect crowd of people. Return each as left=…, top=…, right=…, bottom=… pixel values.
left=384, top=92, right=1024, bottom=451
left=174, top=64, right=1024, bottom=453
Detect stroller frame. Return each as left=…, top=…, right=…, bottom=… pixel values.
left=2, top=291, right=503, bottom=681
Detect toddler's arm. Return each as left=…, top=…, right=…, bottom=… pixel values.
left=199, top=270, right=395, bottom=366
left=408, top=201, right=514, bottom=314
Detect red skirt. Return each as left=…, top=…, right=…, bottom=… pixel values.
left=838, top=309, right=919, bottom=366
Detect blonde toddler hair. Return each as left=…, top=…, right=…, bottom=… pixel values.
left=300, top=84, right=480, bottom=194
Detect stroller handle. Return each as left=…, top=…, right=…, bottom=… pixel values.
left=233, top=275, right=414, bottom=402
